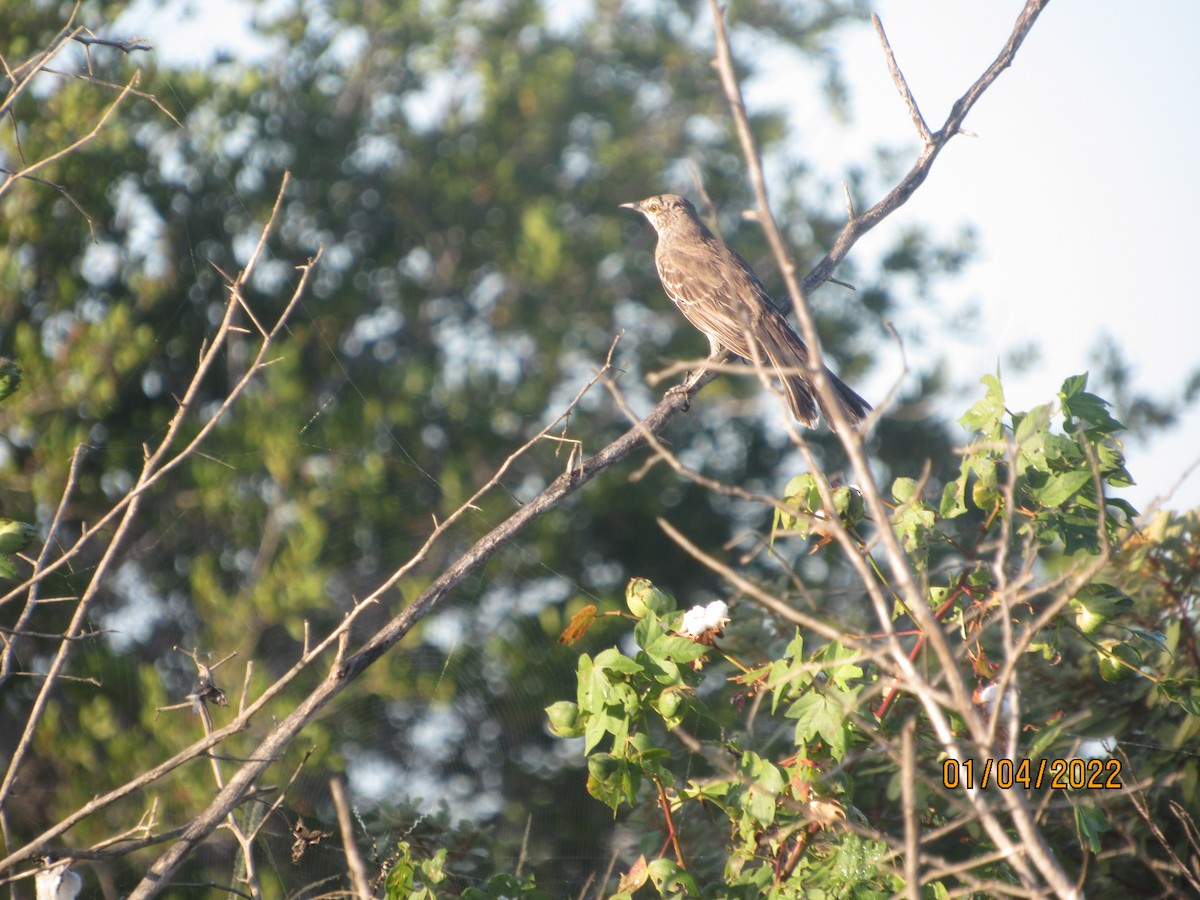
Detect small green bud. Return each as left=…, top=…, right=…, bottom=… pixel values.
left=0, top=519, right=36, bottom=555
left=626, top=578, right=676, bottom=618
left=655, top=691, right=682, bottom=719
left=545, top=701, right=583, bottom=737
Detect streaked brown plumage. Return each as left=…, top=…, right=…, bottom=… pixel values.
left=621, top=193, right=870, bottom=430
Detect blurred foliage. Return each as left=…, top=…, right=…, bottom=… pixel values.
left=4, top=0, right=1192, bottom=897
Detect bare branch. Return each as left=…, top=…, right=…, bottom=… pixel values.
left=0, top=15, right=83, bottom=121
left=803, top=1, right=1050, bottom=293
left=72, top=32, right=153, bottom=54
left=0, top=72, right=140, bottom=198
left=872, top=14, right=932, bottom=144
left=706, top=1, right=1077, bottom=895
left=0, top=344, right=713, bottom=885
left=0, top=174, right=317, bottom=857
left=330, top=777, right=371, bottom=899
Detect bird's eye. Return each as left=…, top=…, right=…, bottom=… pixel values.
left=647, top=202, right=660, bottom=212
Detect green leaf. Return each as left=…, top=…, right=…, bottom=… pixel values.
left=1106, top=496, right=1140, bottom=520
left=637, top=652, right=681, bottom=686
left=1098, top=641, right=1140, bottom=683
left=633, top=612, right=664, bottom=650
left=939, top=470, right=968, bottom=519
left=1157, top=679, right=1200, bottom=717
left=646, top=858, right=699, bottom=896
left=420, top=848, right=447, bottom=885
left=1014, top=403, right=1052, bottom=472
left=384, top=842, right=416, bottom=898
left=1070, top=583, right=1133, bottom=634
left=644, top=631, right=709, bottom=664
left=819, top=642, right=865, bottom=690
left=970, top=456, right=1001, bottom=510
left=1059, top=373, right=1088, bottom=400
left=576, top=654, right=595, bottom=711
left=583, top=707, right=608, bottom=755
left=593, top=647, right=643, bottom=675
left=891, top=499, right=937, bottom=567
left=786, top=631, right=804, bottom=661
left=959, top=373, right=1006, bottom=439
left=1073, top=801, right=1111, bottom=853
left=1034, top=470, right=1093, bottom=508
left=786, top=692, right=849, bottom=756
left=778, top=473, right=821, bottom=532
left=892, top=477, right=918, bottom=504
left=1061, top=374, right=1124, bottom=432
left=736, top=751, right=784, bottom=827
left=586, top=753, right=639, bottom=812
left=0, top=519, right=36, bottom=555
left=1126, top=627, right=1170, bottom=656
left=0, top=357, right=21, bottom=402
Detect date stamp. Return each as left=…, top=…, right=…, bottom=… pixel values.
left=942, top=757, right=1123, bottom=791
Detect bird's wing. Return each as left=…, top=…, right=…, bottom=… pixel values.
left=655, top=232, right=872, bottom=428
left=655, top=239, right=774, bottom=360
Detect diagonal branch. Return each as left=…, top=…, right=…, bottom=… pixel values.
left=121, top=364, right=715, bottom=896
left=707, top=1, right=1072, bottom=895
left=0, top=174, right=315, bottom=834
left=873, top=14, right=932, bottom=144
left=802, top=1, right=1050, bottom=294
left=72, top=33, right=153, bottom=54
left=0, top=72, right=139, bottom=199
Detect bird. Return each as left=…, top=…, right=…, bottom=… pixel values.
left=621, top=194, right=870, bottom=430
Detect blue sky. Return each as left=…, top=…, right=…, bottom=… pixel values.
left=119, top=0, right=1200, bottom=514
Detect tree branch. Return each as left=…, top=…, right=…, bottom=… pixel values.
left=72, top=33, right=153, bottom=54
left=802, top=1, right=1050, bottom=294
left=120, top=361, right=715, bottom=895
left=706, top=1, right=1074, bottom=895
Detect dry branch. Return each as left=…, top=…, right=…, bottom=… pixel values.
left=705, top=0, right=1076, bottom=895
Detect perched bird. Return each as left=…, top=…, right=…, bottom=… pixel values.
left=621, top=194, right=870, bottom=430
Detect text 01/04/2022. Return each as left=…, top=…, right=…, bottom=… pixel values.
left=942, top=757, right=1123, bottom=791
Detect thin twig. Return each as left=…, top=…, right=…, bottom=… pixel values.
left=872, top=15, right=932, bottom=144
left=330, top=777, right=371, bottom=898
left=72, top=33, right=153, bottom=53
left=707, top=1, right=1070, bottom=894
left=802, top=1, right=1050, bottom=294
left=0, top=72, right=140, bottom=198
left=901, top=718, right=920, bottom=900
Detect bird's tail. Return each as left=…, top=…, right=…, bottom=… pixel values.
left=815, top=369, right=872, bottom=431
left=758, top=314, right=871, bottom=432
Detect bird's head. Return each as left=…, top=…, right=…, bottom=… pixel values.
left=619, top=194, right=699, bottom=235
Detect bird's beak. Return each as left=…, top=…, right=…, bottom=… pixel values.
left=619, top=201, right=640, bottom=212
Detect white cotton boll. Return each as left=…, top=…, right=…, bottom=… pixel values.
left=35, top=861, right=82, bottom=900
left=678, top=600, right=730, bottom=639
left=678, top=605, right=711, bottom=638
left=1077, top=737, right=1117, bottom=760
left=974, top=682, right=1017, bottom=721
left=705, top=600, right=730, bottom=631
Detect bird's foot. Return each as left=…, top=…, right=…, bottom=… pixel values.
left=666, top=382, right=692, bottom=411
